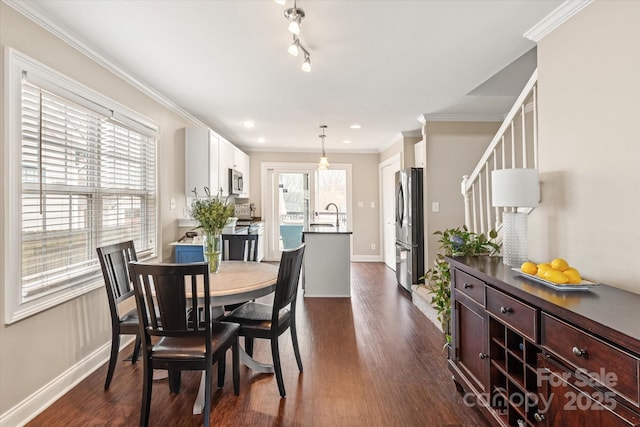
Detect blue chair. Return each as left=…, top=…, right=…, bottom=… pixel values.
left=280, top=224, right=303, bottom=250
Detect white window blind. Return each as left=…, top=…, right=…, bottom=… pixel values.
left=20, top=79, right=157, bottom=301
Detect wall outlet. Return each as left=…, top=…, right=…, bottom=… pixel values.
left=357, top=201, right=364, bottom=208
left=371, top=243, right=376, bottom=250
left=370, top=201, right=375, bottom=208
left=170, top=198, right=176, bottom=210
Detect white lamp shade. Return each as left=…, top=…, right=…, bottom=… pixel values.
left=491, top=168, right=539, bottom=208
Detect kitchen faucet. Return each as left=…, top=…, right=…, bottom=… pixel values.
left=325, top=203, right=340, bottom=227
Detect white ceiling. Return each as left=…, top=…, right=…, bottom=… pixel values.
left=12, top=0, right=564, bottom=153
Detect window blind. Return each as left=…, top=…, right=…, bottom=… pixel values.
left=20, top=80, right=157, bottom=301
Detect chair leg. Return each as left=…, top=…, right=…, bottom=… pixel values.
left=245, top=337, right=254, bottom=357
left=217, top=355, right=226, bottom=389
left=131, top=335, right=141, bottom=364
left=104, top=333, right=120, bottom=390
left=290, top=320, right=303, bottom=372
left=232, top=338, right=240, bottom=396
left=271, top=336, right=286, bottom=397
left=204, top=364, right=212, bottom=427
left=168, top=369, right=181, bottom=394
left=140, top=360, right=153, bottom=427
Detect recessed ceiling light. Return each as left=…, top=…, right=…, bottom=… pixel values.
left=258, top=137, right=266, bottom=143
left=342, top=140, right=351, bottom=144
left=349, top=124, right=361, bottom=129
left=274, top=0, right=286, bottom=5
left=242, top=120, right=256, bottom=128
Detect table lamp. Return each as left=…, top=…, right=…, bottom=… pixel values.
left=491, top=168, right=540, bottom=266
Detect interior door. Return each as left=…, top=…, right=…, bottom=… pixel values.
left=381, top=157, right=400, bottom=269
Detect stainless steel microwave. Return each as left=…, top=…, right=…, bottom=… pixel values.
left=229, top=168, right=243, bottom=195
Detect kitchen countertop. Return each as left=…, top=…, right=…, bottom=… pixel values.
left=302, top=225, right=352, bottom=234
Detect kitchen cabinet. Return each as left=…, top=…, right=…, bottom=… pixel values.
left=185, top=127, right=250, bottom=199
left=219, top=139, right=250, bottom=197
left=185, top=127, right=220, bottom=197
left=447, top=255, right=640, bottom=427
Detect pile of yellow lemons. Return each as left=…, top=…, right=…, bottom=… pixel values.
left=520, top=258, right=582, bottom=285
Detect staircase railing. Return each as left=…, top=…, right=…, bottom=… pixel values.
left=461, top=69, right=538, bottom=236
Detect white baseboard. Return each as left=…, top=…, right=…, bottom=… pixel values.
left=0, top=337, right=135, bottom=427
left=351, top=255, right=382, bottom=262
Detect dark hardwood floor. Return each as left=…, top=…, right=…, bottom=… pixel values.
left=27, top=262, right=490, bottom=427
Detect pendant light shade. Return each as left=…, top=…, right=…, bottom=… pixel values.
left=318, top=125, right=329, bottom=170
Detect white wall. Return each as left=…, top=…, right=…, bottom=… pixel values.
left=530, top=0, right=640, bottom=295
left=423, top=121, right=500, bottom=269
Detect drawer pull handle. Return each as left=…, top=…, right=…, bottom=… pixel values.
left=572, top=346, right=586, bottom=357
left=463, top=283, right=472, bottom=289
left=500, top=306, right=512, bottom=314
left=533, top=413, right=545, bottom=422
left=478, top=353, right=488, bottom=359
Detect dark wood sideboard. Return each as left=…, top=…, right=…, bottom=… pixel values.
left=446, top=255, right=640, bottom=427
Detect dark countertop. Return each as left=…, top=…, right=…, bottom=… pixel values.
left=302, top=225, right=352, bottom=234
left=446, top=255, right=640, bottom=354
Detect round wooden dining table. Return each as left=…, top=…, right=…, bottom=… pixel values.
left=192, top=260, right=279, bottom=414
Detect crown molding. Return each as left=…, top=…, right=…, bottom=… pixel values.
left=524, top=0, right=593, bottom=42
left=3, top=0, right=209, bottom=130
left=424, top=113, right=504, bottom=122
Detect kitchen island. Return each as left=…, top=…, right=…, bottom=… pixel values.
left=302, top=225, right=352, bottom=297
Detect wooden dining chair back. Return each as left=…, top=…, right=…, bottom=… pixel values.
left=128, top=261, right=240, bottom=427
left=222, top=233, right=259, bottom=261
left=223, top=244, right=305, bottom=397
left=96, top=240, right=141, bottom=390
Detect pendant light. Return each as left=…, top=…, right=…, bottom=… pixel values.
left=318, top=125, right=329, bottom=171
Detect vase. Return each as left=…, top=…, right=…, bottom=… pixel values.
left=203, top=231, right=222, bottom=273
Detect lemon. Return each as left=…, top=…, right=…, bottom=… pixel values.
left=537, top=264, right=551, bottom=278
left=563, top=268, right=582, bottom=284
left=544, top=269, right=569, bottom=284
left=551, top=258, right=570, bottom=271
left=521, top=261, right=537, bottom=275
left=537, top=263, right=552, bottom=270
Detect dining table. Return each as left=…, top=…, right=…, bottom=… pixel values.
left=189, top=260, right=280, bottom=414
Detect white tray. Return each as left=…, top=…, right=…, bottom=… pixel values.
left=512, top=268, right=599, bottom=291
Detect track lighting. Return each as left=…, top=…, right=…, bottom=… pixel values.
left=280, top=0, right=312, bottom=72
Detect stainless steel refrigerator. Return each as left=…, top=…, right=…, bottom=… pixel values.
left=395, top=168, right=424, bottom=292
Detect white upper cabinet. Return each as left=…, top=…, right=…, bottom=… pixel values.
left=185, top=127, right=220, bottom=198
left=187, top=127, right=250, bottom=199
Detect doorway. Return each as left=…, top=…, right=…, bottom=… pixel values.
left=379, top=154, right=401, bottom=269
left=262, top=163, right=352, bottom=261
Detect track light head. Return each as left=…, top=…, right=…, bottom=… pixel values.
left=284, top=7, right=304, bottom=35
left=301, top=53, right=311, bottom=72
left=288, top=37, right=300, bottom=56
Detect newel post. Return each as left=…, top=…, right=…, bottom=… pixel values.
left=461, top=175, right=471, bottom=228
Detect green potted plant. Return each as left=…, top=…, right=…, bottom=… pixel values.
left=423, top=226, right=499, bottom=343
left=189, top=187, right=234, bottom=273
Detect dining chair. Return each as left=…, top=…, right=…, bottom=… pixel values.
left=96, top=240, right=141, bottom=390
left=222, top=233, right=259, bottom=262
left=221, top=233, right=260, bottom=312
left=223, top=244, right=305, bottom=397
left=128, top=261, right=240, bottom=427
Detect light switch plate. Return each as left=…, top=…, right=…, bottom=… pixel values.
left=432, top=202, right=440, bottom=212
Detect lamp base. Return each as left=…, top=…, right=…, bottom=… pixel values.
left=502, top=211, right=528, bottom=267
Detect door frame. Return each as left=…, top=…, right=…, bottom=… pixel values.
left=261, top=162, right=353, bottom=262
left=379, top=153, right=401, bottom=269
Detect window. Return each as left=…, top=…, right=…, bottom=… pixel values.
left=4, top=49, right=157, bottom=323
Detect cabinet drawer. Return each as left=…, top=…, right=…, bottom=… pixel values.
left=453, top=269, right=485, bottom=306
left=486, top=287, right=537, bottom=341
left=541, top=313, right=640, bottom=407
